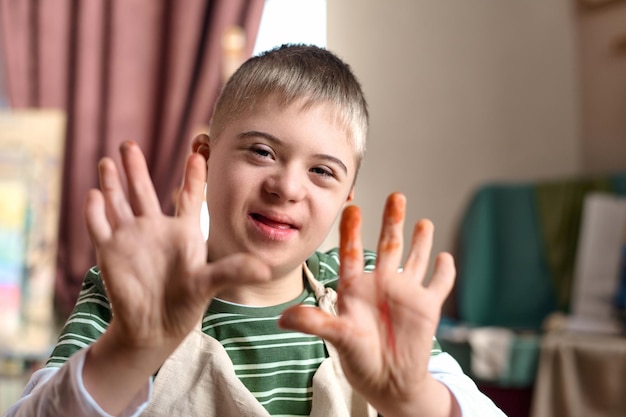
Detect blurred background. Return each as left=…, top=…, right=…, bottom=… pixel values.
left=1, top=0, right=625, bottom=416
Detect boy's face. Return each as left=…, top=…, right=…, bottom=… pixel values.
left=199, top=96, right=357, bottom=278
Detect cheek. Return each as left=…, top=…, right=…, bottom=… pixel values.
left=313, top=199, right=345, bottom=231
left=207, top=160, right=239, bottom=192
left=206, top=167, right=254, bottom=210
left=205, top=172, right=230, bottom=215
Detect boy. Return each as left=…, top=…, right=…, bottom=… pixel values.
left=6, top=44, right=505, bottom=416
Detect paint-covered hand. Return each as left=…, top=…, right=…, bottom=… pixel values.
left=280, top=193, right=459, bottom=417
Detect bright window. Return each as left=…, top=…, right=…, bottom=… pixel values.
left=253, top=0, right=326, bottom=55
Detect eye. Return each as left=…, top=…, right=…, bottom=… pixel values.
left=310, top=166, right=335, bottom=179
left=249, top=144, right=274, bottom=160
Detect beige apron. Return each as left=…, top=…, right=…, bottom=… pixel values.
left=142, top=265, right=378, bottom=416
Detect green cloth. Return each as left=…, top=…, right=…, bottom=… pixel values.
left=457, top=184, right=556, bottom=330
left=534, top=178, right=613, bottom=311
left=448, top=173, right=626, bottom=388
left=456, top=173, right=626, bottom=329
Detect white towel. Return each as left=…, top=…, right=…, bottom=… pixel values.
left=467, top=327, right=514, bottom=380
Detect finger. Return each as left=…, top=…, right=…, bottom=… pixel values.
left=98, top=157, right=134, bottom=229
left=176, top=153, right=207, bottom=219
left=426, top=252, right=456, bottom=302
left=84, top=189, right=112, bottom=244
left=279, top=305, right=350, bottom=350
left=375, top=193, right=406, bottom=273
left=338, top=205, right=364, bottom=293
left=119, top=141, right=162, bottom=216
left=402, top=219, right=434, bottom=281
left=196, top=253, right=271, bottom=297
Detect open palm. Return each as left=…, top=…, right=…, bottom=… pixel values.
left=280, top=193, right=457, bottom=417
left=85, top=139, right=270, bottom=353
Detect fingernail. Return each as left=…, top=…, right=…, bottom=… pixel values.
left=121, top=140, right=136, bottom=151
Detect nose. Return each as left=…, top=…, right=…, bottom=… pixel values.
left=263, top=165, right=306, bottom=202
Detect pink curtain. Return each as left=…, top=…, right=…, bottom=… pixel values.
left=0, top=0, right=265, bottom=319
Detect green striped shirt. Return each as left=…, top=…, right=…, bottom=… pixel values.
left=46, top=248, right=442, bottom=416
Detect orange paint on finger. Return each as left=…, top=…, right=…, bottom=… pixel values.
left=415, top=219, right=433, bottom=235
left=340, top=205, right=361, bottom=263
left=379, top=241, right=401, bottom=253
left=378, top=193, right=406, bottom=254
left=339, top=206, right=361, bottom=291
left=378, top=300, right=397, bottom=357
left=384, top=193, right=406, bottom=224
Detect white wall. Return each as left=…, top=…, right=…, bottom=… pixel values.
left=322, top=0, right=582, bottom=261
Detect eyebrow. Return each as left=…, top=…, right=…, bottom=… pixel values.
left=238, top=130, right=349, bottom=175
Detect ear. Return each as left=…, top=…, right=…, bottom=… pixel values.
left=191, top=133, right=211, bottom=161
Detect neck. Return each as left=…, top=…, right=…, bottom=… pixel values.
left=215, top=264, right=304, bottom=307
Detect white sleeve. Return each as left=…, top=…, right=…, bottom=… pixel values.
left=429, top=352, right=507, bottom=417
left=4, top=347, right=152, bottom=417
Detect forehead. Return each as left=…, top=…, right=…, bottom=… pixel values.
left=250, top=94, right=358, bottom=150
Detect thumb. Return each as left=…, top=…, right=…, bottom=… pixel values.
left=197, top=253, right=272, bottom=296
left=280, top=305, right=350, bottom=350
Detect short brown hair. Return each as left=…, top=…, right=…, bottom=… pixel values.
left=209, top=44, right=369, bottom=170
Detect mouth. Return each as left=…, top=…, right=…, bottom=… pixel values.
left=250, top=213, right=298, bottom=230
left=248, top=212, right=299, bottom=241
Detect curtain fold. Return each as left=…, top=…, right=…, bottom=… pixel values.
left=0, top=0, right=265, bottom=319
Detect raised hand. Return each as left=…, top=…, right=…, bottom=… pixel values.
left=280, top=193, right=459, bottom=417
left=82, top=139, right=270, bottom=414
